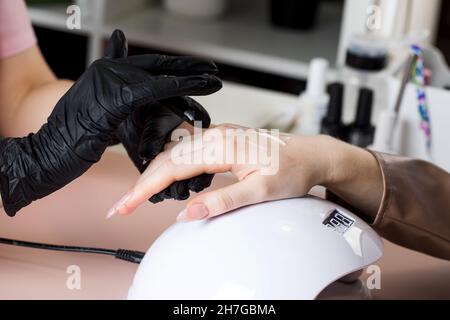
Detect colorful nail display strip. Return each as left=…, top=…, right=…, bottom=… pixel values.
left=410, top=45, right=432, bottom=151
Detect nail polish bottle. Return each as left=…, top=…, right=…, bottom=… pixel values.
left=294, top=58, right=330, bottom=136
left=347, top=88, right=375, bottom=148
left=320, top=82, right=346, bottom=140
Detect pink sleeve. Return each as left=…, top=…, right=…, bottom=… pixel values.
left=0, top=0, right=37, bottom=59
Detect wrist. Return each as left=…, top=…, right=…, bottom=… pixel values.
left=321, top=138, right=383, bottom=220
left=310, top=135, right=351, bottom=187
left=320, top=136, right=374, bottom=188
left=324, top=139, right=372, bottom=189
left=0, top=137, right=31, bottom=216
left=0, top=132, right=92, bottom=217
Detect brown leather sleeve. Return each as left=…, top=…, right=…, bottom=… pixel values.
left=328, top=152, right=450, bottom=260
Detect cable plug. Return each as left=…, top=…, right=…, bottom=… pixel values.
left=115, top=249, right=146, bottom=264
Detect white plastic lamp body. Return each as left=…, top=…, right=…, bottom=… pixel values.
left=128, top=197, right=383, bottom=300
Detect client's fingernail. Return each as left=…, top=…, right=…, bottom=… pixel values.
left=106, top=207, right=117, bottom=220
left=106, top=191, right=133, bottom=219
left=177, top=203, right=209, bottom=222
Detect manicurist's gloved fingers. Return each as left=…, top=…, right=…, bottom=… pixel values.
left=139, top=96, right=210, bottom=162
left=161, top=96, right=211, bottom=127
left=104, top=29, right=128, bottom=59
left=148, top=173, right=213, bottom=204
left=104, top=29, right=218, bottom=77
left=136, top=106, right=183, bottom=162
left=188, top=174, right=215, bottom=193
left=122, top=75, right=222, bottom=107
left=123, top=54, right=219, bottom=76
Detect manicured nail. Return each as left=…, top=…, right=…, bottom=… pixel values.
left=177, top=203, right=209, bottom=222
left=106, top=191, right=133, bottom=219
left=106, top=207, right=117, bottom=220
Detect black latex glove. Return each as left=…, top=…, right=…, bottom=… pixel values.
left=108, top=31, right=216, bottom=203
left=116, top=98, right=216, bottom=203
left=0, top=30, right=221, bottom=217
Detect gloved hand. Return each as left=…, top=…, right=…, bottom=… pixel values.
left=107, top=30, right=216, bottom=203
left=116, top=98, right=216, bottom=203
left=0, top=30, right=221, bottom=217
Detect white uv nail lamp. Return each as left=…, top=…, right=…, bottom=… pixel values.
left=128, top=196, right=384, bottom=300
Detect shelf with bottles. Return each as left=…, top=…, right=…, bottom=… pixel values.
left=27, top=0, right=344, bottom=79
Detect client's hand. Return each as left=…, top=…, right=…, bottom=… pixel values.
left=106, top=30, right=218, bottom=204
left=110, top=124, right=383, bottom=222
left=0, top=30, right=221, bottom=217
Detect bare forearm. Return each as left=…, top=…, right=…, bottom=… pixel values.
left=0, top=46, right=73, bottom=137
left=2, top=79, right=73, bottom=136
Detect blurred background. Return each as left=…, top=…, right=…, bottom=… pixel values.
left=26, top=0, right=450, bottom=94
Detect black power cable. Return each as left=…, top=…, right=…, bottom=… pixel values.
left=0, top=238, right=145, bottom=264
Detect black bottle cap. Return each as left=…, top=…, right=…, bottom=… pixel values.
left=345, top=50, right=387, bottom=71
left=355, top=88, right=374, bottom=127
left=324, top=82, right=344, bottom=124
